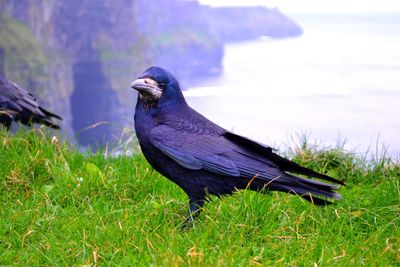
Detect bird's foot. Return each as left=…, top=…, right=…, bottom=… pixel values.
left=180, top=213, right=196, bottom=230
left=179, top=202, right=202, bottom=230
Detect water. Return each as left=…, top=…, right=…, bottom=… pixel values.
left=184, top=14, right=400, bottom=157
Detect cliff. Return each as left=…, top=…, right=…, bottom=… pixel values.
left=0, top=0, right=302, bottom=147
left=202, top=6, right=303, bottom=41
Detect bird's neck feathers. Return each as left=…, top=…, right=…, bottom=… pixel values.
left=135, top=94, right=190, bottom=134
left=136, top=94, right=159, bottom=110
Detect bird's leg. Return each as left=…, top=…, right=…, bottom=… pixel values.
left=181, top=199, right=204, bottom=230
left=188, top=200, right=203, bottom=220
left=0, top=115, right=11, bottom=130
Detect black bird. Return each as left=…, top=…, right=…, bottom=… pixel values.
left=131, top=66, right=344, bottom=220
left=0, top=77, right=62, bottom=130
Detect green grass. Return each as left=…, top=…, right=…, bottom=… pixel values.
left=0, top=129, right=399, bottom=266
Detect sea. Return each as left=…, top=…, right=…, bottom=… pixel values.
left=184, top=14, right=400, bottom=158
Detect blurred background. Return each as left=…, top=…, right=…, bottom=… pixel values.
left=1, top=0, right=399, bottom=156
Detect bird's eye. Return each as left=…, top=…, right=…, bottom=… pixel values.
left=159, top=82, right=166, bottom=90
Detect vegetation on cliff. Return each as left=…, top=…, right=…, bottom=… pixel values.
left=0, top=13, right=48, bottom=98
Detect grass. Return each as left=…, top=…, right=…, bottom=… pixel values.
left=0, top=128, right=399, bottom=266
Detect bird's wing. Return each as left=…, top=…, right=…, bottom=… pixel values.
left=1, top=79, right=42, bottom=114
left=149, top=123, right=243, bottom=177
left=1, top=78, right=61, bottom=128
left=149, top=121, right=343, bottom=186
left=149, top=120, right=288, bottom=181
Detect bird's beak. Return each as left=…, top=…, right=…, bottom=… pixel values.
left=130, top=78, right=162, bottom=99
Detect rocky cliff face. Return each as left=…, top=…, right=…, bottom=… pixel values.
left=0, top=0, right=302, bottom=147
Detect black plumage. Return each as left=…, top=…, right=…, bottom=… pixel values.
left=131, top=66, right=344, bottom=219
left=0, top=77, right=62, bottom=129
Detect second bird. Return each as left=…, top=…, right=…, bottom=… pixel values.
left=131, top=66, right=344, bottom=220
left=0, top=77, right=62, bottom=130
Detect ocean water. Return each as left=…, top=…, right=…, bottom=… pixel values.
left=184, top=14, right=400, bottom=157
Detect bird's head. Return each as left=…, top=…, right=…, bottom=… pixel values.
left=130, top=66, right=186, bottom=109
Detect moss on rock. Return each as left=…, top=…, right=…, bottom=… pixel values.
left=0, top=13, right=49, bottom=98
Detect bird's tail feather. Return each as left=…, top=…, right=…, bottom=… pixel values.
left=40, top=118, right=61, bottom=129
left=270, top=153, right=345, bottom=186
left=39, top=107, right=63, bottom=120
left=253, top=173, right=342, bottom=205
left=23, top=114, right=61, bottom=129
left=35, top=108, right=62, bottom=129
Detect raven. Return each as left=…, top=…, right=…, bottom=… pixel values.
left=131, top=66, right=344, bottom=220
left=0, top=77, right=62, bottom=130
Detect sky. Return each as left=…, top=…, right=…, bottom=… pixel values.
left=199, top=0, right=400, bottom=15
